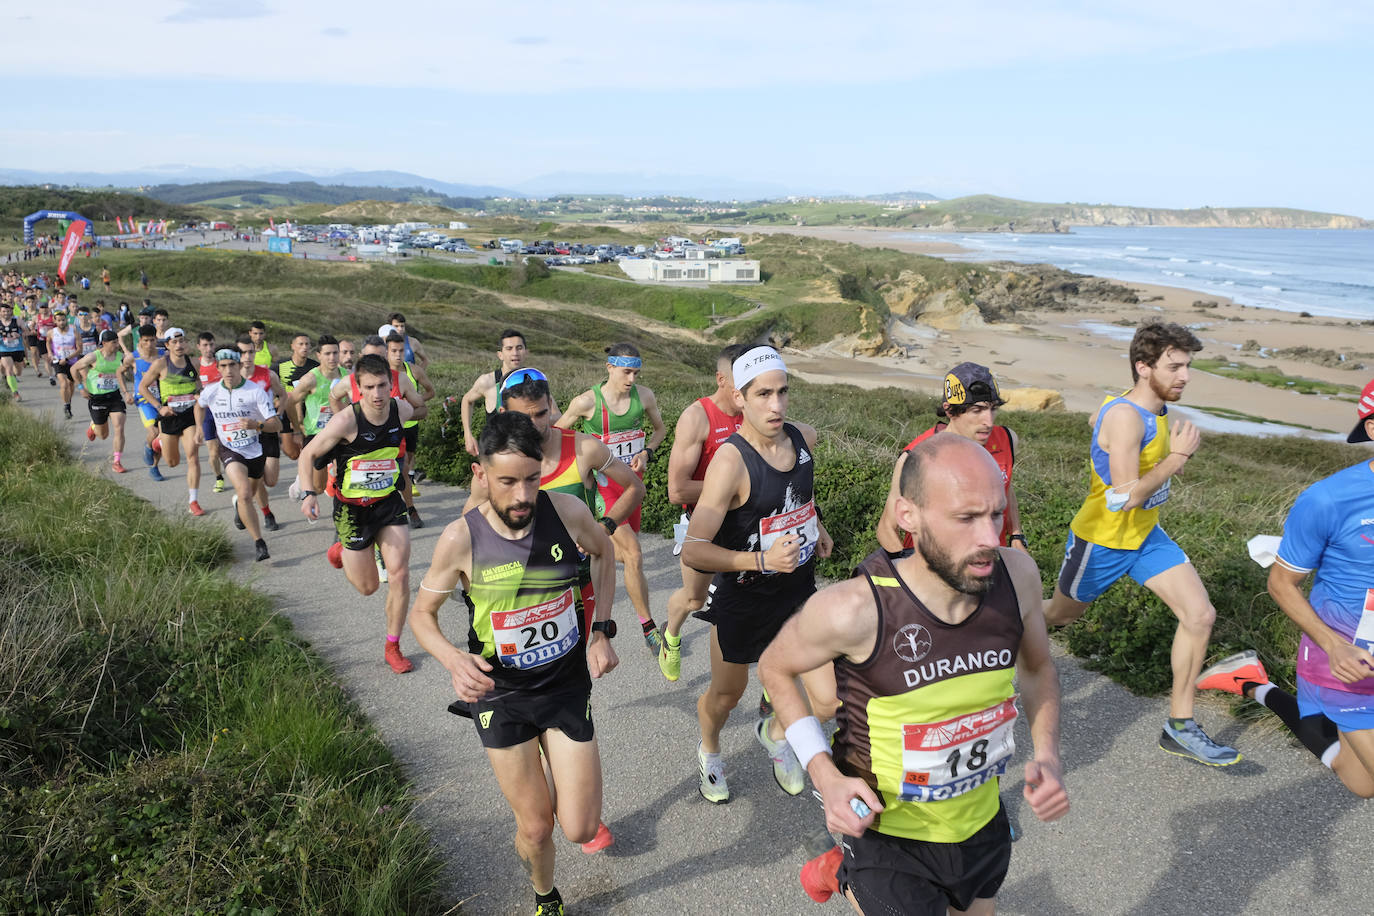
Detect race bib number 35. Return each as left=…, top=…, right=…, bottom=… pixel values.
left=493, top=587, right=581, bottom=670
left=898, top=697, right=1018, bottom=802
left=759, top=500, right=819, bottom=570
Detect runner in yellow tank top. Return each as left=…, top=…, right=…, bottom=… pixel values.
left=1044, top=321, right=1242, bottom=768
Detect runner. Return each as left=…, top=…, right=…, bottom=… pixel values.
left=386, top=311, right=428, bottom=369
left=1044, top=321, right=1239, bottom=766
left=235, top=334, right=288, bottom=532
left=139, top=328, right=205, bottom=516
left=286, top=334, right=344, bottom=497
left=1197, top=379, right=1374, bottom=796
left=276, top=332, right=319, bottom=461
left=73, top=306, right=100, bottom=361
left=195, top=332, right=226, bottom=493
left=32, top=300, right=55, bottom=379
left=382, top=327, right=435, bottom=528
left=150, top=309, right=171, bottom=354
left=125, top=325, right=166, bottom=480
left=410, top=410, right=619, bottom=916
left=679, top=346, right=834, bottom=802
left=195, top=348, right=279, bottom=562
left=46, top=308, right=80, bottom=418
left=659, top=343, right=748, bottom=679
left=0, top=305, right=27, bottom=400
left=461, top=329, right=543, bottom=456
left=20, top=299, right=44, bottom=380
left=760, top=435, right=1069, bottom=912
left=101, top=266, right=111, bottom=292
left=877, top=362, right=1028, bottom=555
left=297, top=354, right=418, bottom=674
left=71, top=329, right=133, bottom=472
left=557, top=343, right=667, bottom=654
left=248, top=320, right=273, bottom=368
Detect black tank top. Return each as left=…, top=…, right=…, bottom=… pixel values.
left=462, top=490, right=589, bottom=695
left=331, top=401, right=404, bottom=467
left=0, top=316, right=21, bottom=349
left=712, top=423, right=818, bottom=596
left=78, top=322, right=99, bottom=350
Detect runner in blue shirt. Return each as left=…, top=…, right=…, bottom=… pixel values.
left=1197, top=379, right=1374, bottom=796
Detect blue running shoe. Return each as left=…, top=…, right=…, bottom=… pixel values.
left=1158, top=719, right=1241, bottom=767
left=143, top=444, right=155, bottom=466
left=149, top=466, right=165, bottom=482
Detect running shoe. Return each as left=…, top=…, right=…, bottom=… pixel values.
left=411, top=468, right=427, bottom=484
left=643, top=624, right=663, bottom=657
left=411, top=485, right=421, bottom=498
left=85, top=425, right=95, bottom=441
left=188, top=500, right=205, bottom=517
left=800, top=845, right=843, bottom=903
left=580, top=821, right=615, bottom=854
left=49, top=376, right=56, bottom=386
left=232, top=494, right=245, bottom=530
left=1158, top=719, right=1242, bottom=767
left=63, top=403, right=72, bottom=418
left=698, top=744, right=730, bottom=804
left=149, top=466, right=165, bottom=482
left=758, top=690, right=773, bottom=720
left=658, top=632, right=681, bottom=682
left=756, top=715, right=806, bottom=795
left=143, top=444, right=155, bottom=466
left=408, top=506, right=424, bottom=529
left=534, top=892, right=564, bottom=916
left=1196, top=650, right=1269, bottom=696
left=254, top=539, right=270, bottom=562
left=327, top=540, right=344, bottom=569
left=263, top=510, right=280, bottom=532
left=385, top=641, right=414, bottom=673
left=111, top=460, right=126, bottom=474
left=213, top=477, right=225, bottom=494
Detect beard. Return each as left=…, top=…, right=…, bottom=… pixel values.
left=493, top=500, right=536, bottom=531
left=916, top=527, right=998, bottom=596
left=1148, top=372, right=1183, bottom=402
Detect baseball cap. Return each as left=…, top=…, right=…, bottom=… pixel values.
left=378, top=323, right=401, bottom=341
left=941, top=362, right=1005, bottom=411
left=161, top=327, right=185, bottom=341
left=1348, top=378, right=1374, bottom=443
left=98, top=329, right=118, bottom=343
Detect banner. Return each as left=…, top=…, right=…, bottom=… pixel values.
left=127, top=215, right=135, bottom=233
left=58, top=221, right=86, bottom=281
left=115, top=216, right=124, bottom=233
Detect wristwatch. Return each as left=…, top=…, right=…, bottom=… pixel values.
left=599, top=516, right=618, bottom=536
left=1008, top=534, right=1029, bottom=546
left=590, top=620, right=617, bottom=639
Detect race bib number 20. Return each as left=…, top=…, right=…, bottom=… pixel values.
left=899, top=697, right=1018, bottom=802
left=493, top=587, right=581, bottom=670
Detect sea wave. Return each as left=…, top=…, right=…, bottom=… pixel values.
left=1125, top=245, right=1150, bottom=251
left=1170, top=257, right=1188, bottom=263
left=1216, top=261, right=1272, bottom=276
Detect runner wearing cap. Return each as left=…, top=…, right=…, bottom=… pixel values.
left=139, top=327, right=206, bottom=516
left=556, top=343, right=667, bottom=655
left=1197, top=378, right=1374, bottom=796
left=195, top=332, right=227, bottom=493
left=877, top=362, right=1027, bottom=556
left=125, top=325, right=166, bottom=480
left=1045, top=321, right=1239, bottom=766
left=47, top=309, right=80, bottom=418
left=659, top=343, right=750, bottom=680
left=71, top=329, right=133, bottom=472
left=680, top=345, right=835, bottom=803
left=195, top=348, right=280, bottom=562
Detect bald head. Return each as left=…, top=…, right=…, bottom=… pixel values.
left=900, top=435, right=1004, bottom=507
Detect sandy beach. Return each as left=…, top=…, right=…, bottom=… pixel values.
left=760, top=228, right=1369, bottom=438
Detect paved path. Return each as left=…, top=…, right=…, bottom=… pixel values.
left=19, top=376, right=1373, bottom=915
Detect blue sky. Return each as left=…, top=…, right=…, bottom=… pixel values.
left=4, top=1, right=1373, bottom=214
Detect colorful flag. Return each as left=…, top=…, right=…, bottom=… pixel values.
left=115, top=216, right=124, bottom=233
left=58, top=221, right=86, bottom=281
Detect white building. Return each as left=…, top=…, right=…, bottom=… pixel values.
left=449, top=221, right=469, bottom=230
left=619, top=258, right=760, bottom=284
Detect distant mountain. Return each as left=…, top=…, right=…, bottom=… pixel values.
left=0, top=167, right=519, bottom=200
left=141, top=180, right=486, bottom=210
left=514, top=172, right=851, bottom=202
left=861, top=190, right=942, bottom=202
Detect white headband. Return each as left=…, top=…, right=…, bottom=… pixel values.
left=733, top=346, right=787, bottom=389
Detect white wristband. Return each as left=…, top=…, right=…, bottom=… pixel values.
left=784, top=715, right=831, bottom=771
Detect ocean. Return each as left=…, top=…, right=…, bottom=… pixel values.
left=897, top=226, right=1374, bottom=320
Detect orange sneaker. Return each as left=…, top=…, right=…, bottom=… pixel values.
left=385, top=641, right=414, bottom=674
left=1196, top=650, right=1269, bottom=696
left=580, top=822, right=614, bottom=854
left=85, top=425, right=96, bottom=441
left=111, top=460, right=127, bottom=474
left=800, top=845, right=844, bottom=903
left=326, top=540, right=344, bottom=569
left=188, top=500, right=206, bottom=517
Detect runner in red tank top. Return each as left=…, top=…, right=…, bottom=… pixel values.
left=658, top=343, right=750, bottom=681
left=877, top=362, right=1028, bottom=554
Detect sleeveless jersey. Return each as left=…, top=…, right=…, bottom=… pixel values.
left=330, top=401, right=405, bottom=505
left=462, top=490, right=589, bottom=695
left=303, top=366, right=342, bottom=435
left=85, top=350, right=124, bottom=396
left=689, top=397, right=744, bottom=499
left=50, top=327, right=77, bottom=363
left=833, top=549, right=1023, bottom=843
left=133, top=355, right=158, bottom=406
left=712, top=423, right=819, bottom=596
left=0, top=315, right=22, bottom=353
left=540, top=428, right=596, bottom=513
left=400, top=363, right=419, bottom=430
left=277, top=357, right=318, bottom=391
left=159, top=357, right=199, bottom=412
left=902, top=425, right=1016, bottom=547
left=578, top=384, right=646, bottom=466
left=76, top=322, right=99, bottom=355
left=1070, top=396, right=1172, bottom=550
left=197, top=358, right=221, bottom=388
left=244, top=364, right=273, bottom=394
left=253, top=341, right=272, bottom=367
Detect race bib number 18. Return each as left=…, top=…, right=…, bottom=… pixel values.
left=493, top=587, right=581, bottom=670
left=898, top=697, right=1018, bottom=802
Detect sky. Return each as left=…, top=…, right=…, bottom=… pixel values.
left=4, top=1, right=1374, bottom=214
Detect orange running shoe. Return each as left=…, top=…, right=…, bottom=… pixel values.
left=385, top=641, right=414, bottom=674
left=111, top=459, right=127, bottom=474
left=188, top=500, right=206, bottom=517
left=1196, top=650, right=1269, bottom=696
left=800, top=845, right=844, bottom=903
left=580, top=822, right=614, bottom=854
left=85, top=425, right=96, bottom=441
left=327, top=540, right=344, bottom=569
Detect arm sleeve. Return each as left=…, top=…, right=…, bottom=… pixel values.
left=1275, top=484, right=1329, bottom=573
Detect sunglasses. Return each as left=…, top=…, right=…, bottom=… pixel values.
left=499, top=367, right=548, bottom=399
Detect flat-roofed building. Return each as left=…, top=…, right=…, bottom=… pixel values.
left=618, top=258, right=760, bottom=284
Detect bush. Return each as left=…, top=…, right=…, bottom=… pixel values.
left=837, top=272, right=864, bottom=300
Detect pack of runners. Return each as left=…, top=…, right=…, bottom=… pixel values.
left=15, top=302, right=1374, bottom=916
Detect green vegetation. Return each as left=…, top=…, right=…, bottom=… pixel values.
left=1195, top=358, right=1362, bottom=398
left=0, top=404, right=443, bottom=913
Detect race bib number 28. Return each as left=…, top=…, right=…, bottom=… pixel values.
left=493, top=587, right=581, bottom=670
left=899, top=697, right=1018, bottom=802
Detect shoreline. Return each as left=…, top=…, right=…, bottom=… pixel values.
left=754, top=226, right=1369, bottom=438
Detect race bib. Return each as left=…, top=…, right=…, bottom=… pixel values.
left=314, top=407, right=333, bottom=431
left=898, top=697, right=1018, bottom=802
left=1141, top=477, right=1171, bottom=510
left=54, top=342, right=75, bottom=360
left=1, top=332, right=18, bottom=348
left=758, top=500, right=819, bottom=571
left=91, top=373, right=119, bottom=395
left=1353, top=591, right=1374, bottom=654
left=604, top=428, right=645, bottom=464
left=220, top=419, right=256, bottom=450
left=347, top=457, right=398, bottom=492
left=492, top=587, right=581, bottom=670
left=81, top=340, right=97, bottom=355
left=168, top=393, right=197, bottom=413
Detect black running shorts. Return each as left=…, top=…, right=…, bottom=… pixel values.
left=158, top=409, right=196, bottom=436
left=258, top=431, right=280, bottom=459
left=838, top=803, right=1011, bottom=916
left=451, top=685, right=595, bottom=749
left=220, top=447, right=266, bottom=479
left=87, top=391, right=126, bottom=426
left=403, top=425, right=418, bottom=457
left=693, top=577, right=815, bottom=665
left=332, top=490, right=407, bottom=551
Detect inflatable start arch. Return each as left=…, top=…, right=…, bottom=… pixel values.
left=24, top=210, right=95, bottom=245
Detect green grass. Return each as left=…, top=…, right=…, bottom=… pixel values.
left=0, top=404, right=444, bottom=914
left=1195, top=358, right=1362, bottom=397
